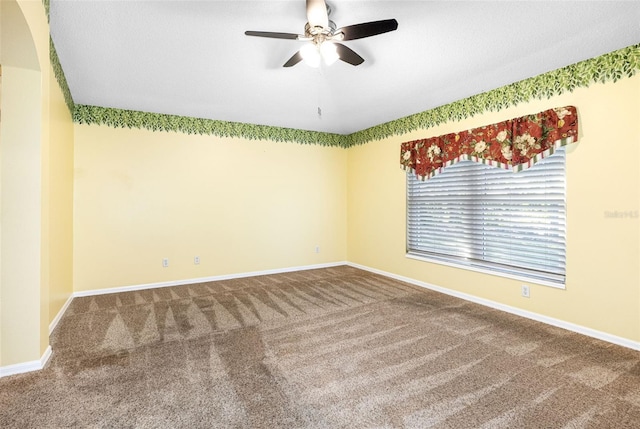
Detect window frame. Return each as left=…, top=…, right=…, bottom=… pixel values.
left=405, top=149, right=567, bottom=290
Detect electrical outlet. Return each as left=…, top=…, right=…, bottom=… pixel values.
left=194, top=256, right=200, bottom=265
left=521, top=284, right=530, bottom=298
left=162, top=258, right=169, bottom=268
left=315, top=246, right=320, bottom=253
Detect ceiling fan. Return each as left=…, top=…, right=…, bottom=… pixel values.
left=245, top=0, right=398, bottom=67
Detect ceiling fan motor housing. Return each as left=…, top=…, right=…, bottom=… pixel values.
left=304, top=20, right=339, bottom=44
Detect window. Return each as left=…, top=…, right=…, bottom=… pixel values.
left=407, top=148, right=566, bottom=287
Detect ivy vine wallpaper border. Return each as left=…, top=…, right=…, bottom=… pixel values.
left=349, top=43, right=639, bottom=146
left=42, top=0, right=50, bottom=21
left=72, top=106, right=350, bottom=147
left=44, top=0, right=638, bottom=150
left=50, top=37, right=75, bottom=114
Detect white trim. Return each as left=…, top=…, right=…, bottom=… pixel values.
left=347, top=262, right=640, bottom=351
left=49, top=294, right=74, bottom=335
left=0, top=346, right=52, bottom=378
left=73, top=261, right=348, bottom=298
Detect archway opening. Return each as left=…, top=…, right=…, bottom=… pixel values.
left=0, top=0, right=45, bottom=370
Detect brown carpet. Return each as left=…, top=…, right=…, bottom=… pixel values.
left=1, top=266, right=639, bottom=428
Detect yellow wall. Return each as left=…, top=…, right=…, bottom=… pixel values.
left=0, top=0, right=74, bottom=367
left=0, top=65, right=43, bottom=365
left=47, top=66, right=74, bottom=324
left=348, top=75, right=640, bottom=342
left=73, top=125, right=347, bottom=292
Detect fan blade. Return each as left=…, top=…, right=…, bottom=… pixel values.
left=338, top=19, right=398, bottom=41
left=335, top=43, right=364, bottom=66
left=306, top=0, right=328, bottom=29
left=283, top=51, right=303, bottom=67
left=245, top=31, right=301, bottom=40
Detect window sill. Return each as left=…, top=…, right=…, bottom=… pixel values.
left=405, top=252, right=566, bottom=290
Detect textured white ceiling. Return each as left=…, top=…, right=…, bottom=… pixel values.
left=49, top=1, right=640, bottom=135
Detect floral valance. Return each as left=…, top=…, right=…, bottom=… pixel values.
left=400, top=106, right=578, bottom=180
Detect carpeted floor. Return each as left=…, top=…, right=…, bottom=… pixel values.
left=1, top=266, right=639, bottom=428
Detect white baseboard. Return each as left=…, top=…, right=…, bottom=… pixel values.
left=3, top=262, right=348, bottom=378
left=0, top=345, right=52, bottom=378
left=73, top=261, right=348, bottom=297
left=7, top=260, right=634, bottom=379
left=49, top=294, right=74, bottom=335
left=347, top=262, right=640, bottom=351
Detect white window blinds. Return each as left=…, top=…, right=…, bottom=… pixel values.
left=407, top=148, right=566, bottom=285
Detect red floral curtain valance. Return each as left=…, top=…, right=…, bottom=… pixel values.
left=400, top=106, right=578, bottom=180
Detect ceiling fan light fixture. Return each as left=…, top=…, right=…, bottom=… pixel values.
left=320, top=41, right=339, bottom=65
left=244, top=0, right=398, bottom=68
left=300, top=43, right=321, bottom=67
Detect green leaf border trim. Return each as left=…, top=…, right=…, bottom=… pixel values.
left=45, top=0, right=75, bottom=113
left=50, top=37, right=75, bottom=114
left=44, top=0, right=637, bottom=150
left=72, top=106, right=349, bottom=147
left=43, top=0, right=50, bottom=22
left=349, top=43, right=640, bottom=146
